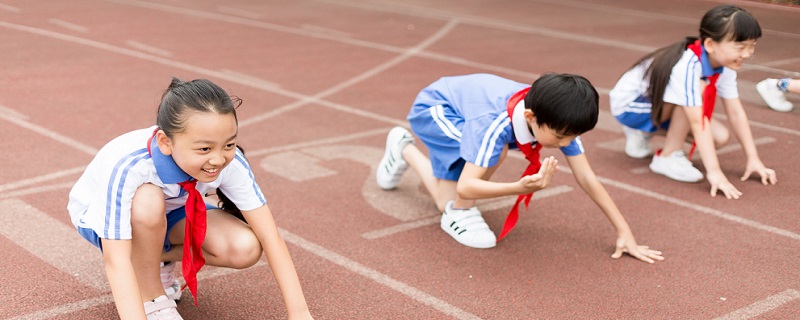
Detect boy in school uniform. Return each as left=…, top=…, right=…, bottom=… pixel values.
left=376, top=73, right=662, bottom=263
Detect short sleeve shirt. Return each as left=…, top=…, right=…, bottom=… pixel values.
left=415, top=74, right=585, bottom=168
left=67, top=126, right=266, bottom=240
left=609, top=48, right=738, bottom=115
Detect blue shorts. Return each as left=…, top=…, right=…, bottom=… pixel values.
left=407, top=104, right=466, bottom=181
left=77, top=204, right=216, bottom=252
left=615, top=95, right=670, bottom=133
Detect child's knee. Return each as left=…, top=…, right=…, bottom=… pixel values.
left=712, top=125, right=730, bottom=146
left=130, top=183, right=166, bottom=228
left=224, top=231, right=262, bottom=269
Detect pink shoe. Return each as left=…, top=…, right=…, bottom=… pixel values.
left=144, top=295, right=183, bottom=320
left=160, top=262, right=182, bottom=301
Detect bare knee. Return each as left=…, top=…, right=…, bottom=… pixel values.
left=222, top=230, right=262, bottom=269
left=712, top=124, right=731, bottom=147
left=130, top=183, right=166, bottom=229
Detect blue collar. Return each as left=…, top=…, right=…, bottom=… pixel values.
left=699, top=46, right=724, bottom=78
left=149, top=136, right=191, bottom=184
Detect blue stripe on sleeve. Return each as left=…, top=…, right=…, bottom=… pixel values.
left=104, top=149, right=148, bottom=239
left=234, top=151, right=266, bottom=204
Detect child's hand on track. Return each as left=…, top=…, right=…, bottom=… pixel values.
left=706, top=171, right=742, bottom=199
left=741, top=159, right=777, bottom=186
left=612, top=232, right=664, bottom=264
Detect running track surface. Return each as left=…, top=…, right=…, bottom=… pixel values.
left=1, top=0, right=799, bottom=319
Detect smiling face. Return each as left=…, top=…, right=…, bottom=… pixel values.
left=524, top=109, right=577, bottom=149
left=156, top=111, right=238, bottom=183
left=705, top=37, right=756, bottom=71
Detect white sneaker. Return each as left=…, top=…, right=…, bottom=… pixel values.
left=622, top=126, right=653, bottom=159
left=440, top=201, right=496, bottom=249
left=160, top=262, right=182, bottom=301
left=756, top=79, right=793, bottom=112
left=376, top=127, right=414, bottom=190
left=145, top=295, right=183, bottom=320
left=649, top=150, right=703, bottom=183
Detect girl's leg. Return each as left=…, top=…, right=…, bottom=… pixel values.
left=130, top=183, right=170, bottom=302
left=709, top=118, right=730, bottom=147
left=659, top=104, right=690, bottom=156
left=167, top=209, right=262, bottom=269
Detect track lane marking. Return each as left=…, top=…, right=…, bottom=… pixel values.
left=714, top=289, right=800, bottom=320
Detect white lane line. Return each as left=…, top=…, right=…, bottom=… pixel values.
left=246, top=127, right=392, bottom=157
left=8, top=262, right=266, bottom=320
left=0, top=104, right=28, bottom=120
left=300, top=24, right=352, bottom=38
left=240, top=18, right=460, bottom=127
left=716, top=136, right=776, bottom=156
left=0, top=3, right=21, bottom=12
left=0, top=181, right=74, bottom=199
left=9, top=295, right=116, bottom=320
left=362, top=185, right=573, bottom=240
left=503, top=152, right=800, bottom=242
left=20, top=9, right=800, bottom=136
left=714, top=289, right=800, bottom=320
left=714, top=113, right=800, bottom=137
left=47, top=18, right=89, bottom=33
left=218, top=68, right=281, bottom=89
left=0, top=105, right=98, bottom=155
left=0, top=165, right=84, bottom=192
left=362, top=216, right=441, bottom=240
left=0, top=199, right=107, bottom=290
left=125, top=40, right=173, bottom=57
left=217, top=5, right=262, bottom=19
left=280, top=229, right=482, bottom=320
left=597, top=173, right=800, bottom=241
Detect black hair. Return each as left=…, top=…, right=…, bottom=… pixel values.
left=523, top=73, right=598, bottom=136
left=635, top=5, right=761, bottom=124
left=158, top=77, right=247, bottom=220
left=156, top=77, right=242, bottom=138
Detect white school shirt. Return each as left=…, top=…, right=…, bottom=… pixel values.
left=415, top=74, right=584, bottom=168
left=67, top=126, right=266, bottom=241
left=609, top=48, right=739, bottom=116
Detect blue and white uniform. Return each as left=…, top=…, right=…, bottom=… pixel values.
left=407, top=73, right=584, bottom=181
left=609, top=47, right=738, bottom=132
left=67, top=126, right=266, bottom=249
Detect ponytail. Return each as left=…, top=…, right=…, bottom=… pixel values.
left=637, top=37, right=697, bottom=125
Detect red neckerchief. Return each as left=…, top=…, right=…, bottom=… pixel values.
left=686, top=39, right=720, bottom=158
left=497, top=88, right=542, bottom=242
left=148, top=129, right=207, bottom=305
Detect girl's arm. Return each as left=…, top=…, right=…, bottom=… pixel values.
left=682, top=105, right=742, bottom=199
left=100, top=239, right=146, bottom=320
left=721, top=98, right=777, bottom=185
left=565, top=153, right=663, bottom=264
left=242, top=205, right=312, bottom=320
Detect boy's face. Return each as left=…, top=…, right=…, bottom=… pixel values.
left=157, top=111, right=238, bottom=183
left=524, top=110, right=577, bottom=149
